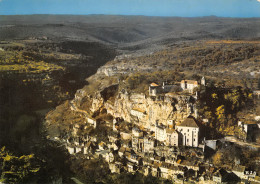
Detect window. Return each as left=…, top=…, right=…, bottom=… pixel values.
left=187, top=129, right=189, bottom=132
left=187, top=139, right=189, bottom=143
left=194, top=139, right=195, bottom=141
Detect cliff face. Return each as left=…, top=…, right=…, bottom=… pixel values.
left=45, top=70, right=199, bottom=140
left=68, top=81, right=197, bottom=130
left=107, top=92, right=196, bottom=127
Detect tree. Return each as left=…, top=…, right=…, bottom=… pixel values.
left=216, top=105, right=226, bottom=130
left=224, top=89, right=241, bottom=111
left=211, top=92, right=216, bottom=98
left=0, top=147, right=40, bottom=183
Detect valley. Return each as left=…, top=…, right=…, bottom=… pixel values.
left=0, top=15, right=260, bottom=183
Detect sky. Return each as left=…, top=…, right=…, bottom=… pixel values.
left=0, top=0, right=260, bottom=17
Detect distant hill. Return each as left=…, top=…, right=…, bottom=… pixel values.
left=1, top=15, right=260, bottom=54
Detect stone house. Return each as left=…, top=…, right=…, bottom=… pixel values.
left=125, top=151, right=131, bottom=159
left=160, top=162, right=172, bottom=179
left=132, top=127, right=143, bottom=137
left=212, top=168, right=231, bottom=183
left=162, top=82, right=180, bottom=93
left=166, top=128, right=179, bottom=146
left=165, top=156, right=175, bottom=164
left=213, top=170, right=223, bottom=183
left=108, top=131, right=119, bottom=143
left=105, top=152, right=115, bottom=163
left=132, top=127, right=145, bottom=152
left=121, top=140, right=132, bottom=148
left=98, top=141, right=107, bottom=150
left=180, top=80, right=198, bottom=93
left=118, top=147, right=132, bottom=158
left=129, top=153, right=139, bottom=164
left=83, top=141, right=96, bottom=154
left=169, top=165, right=184, bottom=176
left=143, top=136, right=155, bottom=152
left=155, top=122, right=167, bottom=143
left=153, top=156, right=164, bottom=163
left=109, top=161, right=123, bottom=174
left=144, top=166, right=152, bottom=176
left=75, top=147, right=82, bottom=153
left=132, top=136, right=139, bottom=151
left=66, top=143, right=83, bottom=154
left=149, top=83, right=160, bottom=96
left=149, top=82, right=180, bottom=96
left=176, top=116, right=199, bottom=147
left=132, top=136, right=144, bottom=152
left=86, top=117, right=97, bottom=128
left=108, top=142, right=119, bottom=151
left=67, top=145, right=76, bottom=154
left=117, top=147, right=124, bottom=157
left=232, top=165, right=246, bottom=179
left=143, top=158, right=154, bottom=166
left=90, top=136, right=97, bottom=142
left=180, top=160, right=199, bottom=171
left=152, top=163, right=161, bottom=177
left=120, top=131, right=132, bottom=140
left=127, top=162, right=137, bottom=173
left=95, top=150, right=110, bottom=159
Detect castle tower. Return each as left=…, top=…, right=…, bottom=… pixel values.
left=201, top=76, right=206, bottom=86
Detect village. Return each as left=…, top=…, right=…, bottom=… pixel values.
left=46, top=76, right=260, bottom=184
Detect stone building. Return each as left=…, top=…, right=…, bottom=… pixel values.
left=149, top=83, right=160, bottom=96
left=86, top=117, right=97, bottom=128
left=143, top=136, right=155, bottom=152
left=176, top=116, right=199, bottom=147
left=155, top=122, right=167, bottom=143
left=165, top=128, right=179, bottom=146
left=180, top=80, right=198, bottom=93
left=132, top=127, right=145, bottom=152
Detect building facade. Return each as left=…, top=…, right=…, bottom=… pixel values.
left=176, top=116, right=199, bottom=147
left=180, top=80, right=198, bottom=93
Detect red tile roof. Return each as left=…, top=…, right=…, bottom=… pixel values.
left=150, top=83, right=159, bottom=87
left=181, top=80, right=198, bottom=85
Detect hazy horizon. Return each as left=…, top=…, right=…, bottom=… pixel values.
left=1, top=14, right=260, bottom=19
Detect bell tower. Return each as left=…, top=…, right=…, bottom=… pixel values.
left=201, top=76, right=206, bottom=86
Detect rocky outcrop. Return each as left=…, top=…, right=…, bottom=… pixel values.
left=69, top=82, right=197, bottom=130
left=104, top=91, right=197, bottom=128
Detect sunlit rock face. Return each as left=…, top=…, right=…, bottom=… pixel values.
left=72, top=82, right=197, bottom=130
